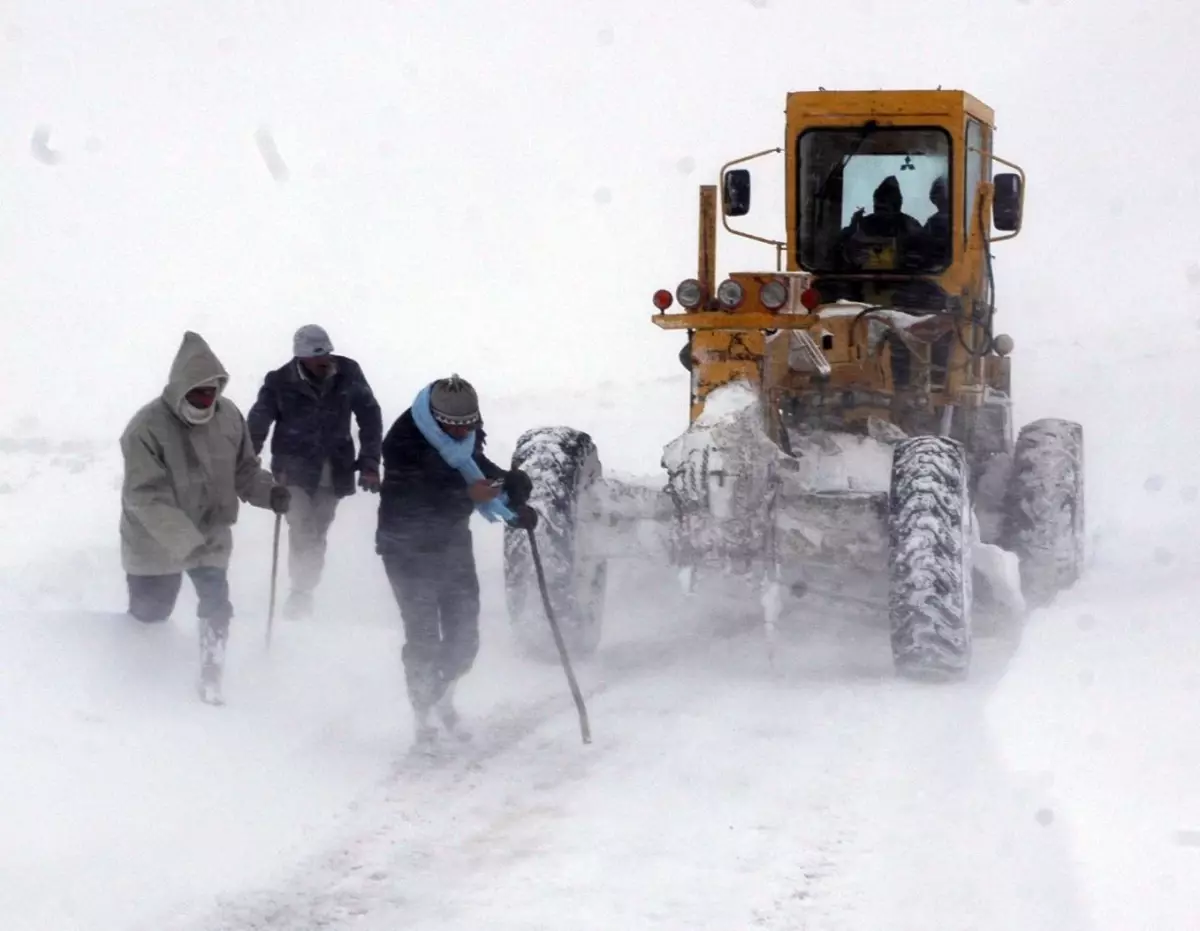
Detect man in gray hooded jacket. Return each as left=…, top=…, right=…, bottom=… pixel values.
left=119, top=330, right=290, bottom=703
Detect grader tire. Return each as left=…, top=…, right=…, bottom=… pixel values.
left=888, top=436, right=973, bottom=679
left=1002, top=418, right=1085, bottom=607
left=503, top=427, right=607, bottom=663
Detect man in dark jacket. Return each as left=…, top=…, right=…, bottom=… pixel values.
left=376, top=374, right=535, bottom=749
left=836, top=174, right=927, bottom=272
left=922, top=175, right=952, bottom=268
left=247, top=324, right=383, bottom=618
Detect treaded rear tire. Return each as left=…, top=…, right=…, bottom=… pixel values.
left=1002, top=418, right=1085, bottom=607
left=503, top=427, right=607, bottom=663
left=889, top=435, right=973, bottom=679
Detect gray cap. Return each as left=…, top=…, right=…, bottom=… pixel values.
left=293, top=324, right=334, bottom=358
left=429, top=374, right=480, bottom=427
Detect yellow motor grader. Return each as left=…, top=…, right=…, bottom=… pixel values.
left=503, top=89, right=1085, bottom=678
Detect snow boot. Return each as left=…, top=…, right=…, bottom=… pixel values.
left=435, top=680, right=471, bottom=742
left=198, top=663, right=224, bottom=705
left=197, top=617, right=227, bottom=706
left=283, top=589, right=313, bottom=620
left=411, top=707, right=440, bottom=755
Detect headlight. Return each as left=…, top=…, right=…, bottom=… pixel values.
left=676, top=278, right=703, bottom=309
left=760, top=279, right=788, bottom=310
left=716, top=279, right=744, bottom=310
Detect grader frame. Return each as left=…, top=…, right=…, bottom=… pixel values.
left=502, top=89, right=1084, bottom=680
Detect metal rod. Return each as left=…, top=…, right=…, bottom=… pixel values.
left=527, top=527, right=591, bottom=745
left=266, top=513, right=281, bottom=649
left=698, top=184, right=717, bottom=301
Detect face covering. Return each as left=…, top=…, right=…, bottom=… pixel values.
left=180, top=382, right=220, bottom=424
left=181, top=400, right=216, bottom=424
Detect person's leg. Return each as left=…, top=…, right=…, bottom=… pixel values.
left=382, top=550, right=444, bottom=741
left=283, top=487, right=320, bottom=617
left=433, top=535, right=481, bottom=733
left=187, top=566, right=233, bottom=700
left=126, top=573, right=183, bottom=623
left=304, top=487, right=340, bottom=592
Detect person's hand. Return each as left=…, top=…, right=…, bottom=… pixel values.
left=467, top=479, right=502, bottom=504
left=269, top=484, right=291, bottom=515
left=511, top=504, right=539, bottom=531
left=188, top=537, right=214, bottom=561
left=358, top=470, right=380, bottom=493
left=503, top=469, right=533, bottom=508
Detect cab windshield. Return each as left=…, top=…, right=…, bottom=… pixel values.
left=796, top=127, right=952, bottom=274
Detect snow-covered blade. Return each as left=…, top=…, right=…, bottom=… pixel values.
left=660, top=382, right=783, bottom=578
left=771, top=430, right=897, bottom=605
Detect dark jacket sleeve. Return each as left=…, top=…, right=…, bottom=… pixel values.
left=474, top=427, right=530, bottom=503
left=245, top=373, right=279, bottom=456
left=349, top=363, right=383, bottom=470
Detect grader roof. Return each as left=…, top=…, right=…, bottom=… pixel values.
left=786, top=89, right=995, bottom=126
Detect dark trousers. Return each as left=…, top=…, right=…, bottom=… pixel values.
left=127, top=568, right=234, bottom=660
left=381, top=535, right=481, bottom=713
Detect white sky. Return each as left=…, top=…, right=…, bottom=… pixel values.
left=2, top=0, right=1197, bottom=438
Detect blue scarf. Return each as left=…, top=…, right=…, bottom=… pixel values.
left=412, top=383, right=516, bottom=524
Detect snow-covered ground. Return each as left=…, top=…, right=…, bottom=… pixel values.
left=3, top=366, right=1199, bottom=930
left=5, top=0, right=1200, bottom=927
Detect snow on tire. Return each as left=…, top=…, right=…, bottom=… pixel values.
left=888, top=435, right=973, bottom=679
left=503, top=427, right=607, bottom=664
left=1001, top=418, right=1084, bottom=607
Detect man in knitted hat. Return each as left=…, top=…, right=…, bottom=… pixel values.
left=120, top=331, right=291, bottom=704
left=375, top=374, right=536, bottom=750
left=247, top=324, right=383, bottom=619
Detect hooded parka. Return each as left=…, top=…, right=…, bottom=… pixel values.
left=120, top=331, right=276, bottom=576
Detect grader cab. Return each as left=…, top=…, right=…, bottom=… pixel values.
left=503, top=89, right=1085, bottom=679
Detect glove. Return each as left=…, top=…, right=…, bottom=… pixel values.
left=503, top=469, right=534, bottom=508
left=269, top=484, right=291, bottom=515
left=511, top=503, right=538, bottom=531
left=358, top=470, right=380, bottom=493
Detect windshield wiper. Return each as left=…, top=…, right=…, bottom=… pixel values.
left=813, top=119, right=879, bottom=225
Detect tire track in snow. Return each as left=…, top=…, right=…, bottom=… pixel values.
left=744, top=632, right=1092, bottom=931
left=145, top=587, right=1060, bottom=930
left=148, top=602, right=766, bottom=931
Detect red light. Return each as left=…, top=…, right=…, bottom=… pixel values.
left=653, top=289, right=673, bottom=311
left=799, top=287, right=821, bottom=311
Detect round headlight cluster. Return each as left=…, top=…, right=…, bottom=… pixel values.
left=760, top=279, right=788, bottom=310
left=676, top=278, right=703, bottom=309
left=716, top=279, right=744, bottom=310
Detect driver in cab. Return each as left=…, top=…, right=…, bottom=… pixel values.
left=835, top=175, right=926, bottom=272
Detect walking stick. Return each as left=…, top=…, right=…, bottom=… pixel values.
left=526, top=525, right=591, bottom=745
left=266, top=513, right=281, bottom=649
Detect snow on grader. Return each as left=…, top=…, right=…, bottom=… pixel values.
left=503, top=89, right=1085, bottom=679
